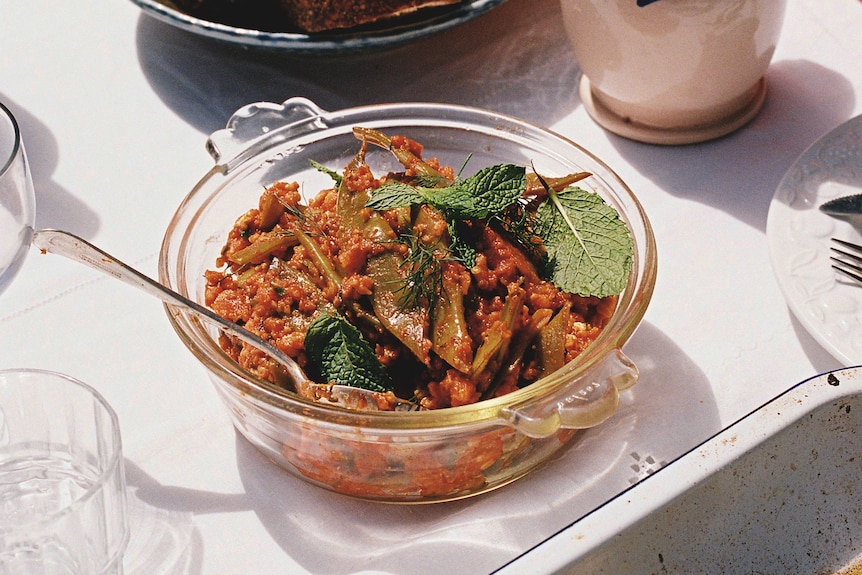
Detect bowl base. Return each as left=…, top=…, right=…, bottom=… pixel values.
left=579, top=75, right=767, bottom=146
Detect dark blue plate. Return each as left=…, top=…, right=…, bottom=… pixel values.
left=130, top=0, right=509, bottom=53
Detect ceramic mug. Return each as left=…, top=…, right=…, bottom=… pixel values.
left=561, top=0, right=788, bottom=145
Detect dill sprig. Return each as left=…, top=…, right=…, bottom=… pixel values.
left=278, top=197, right=329, bottom=239
left=392, top=232, right=451, bottom=309
left=492, top=199, right=546, bottom=263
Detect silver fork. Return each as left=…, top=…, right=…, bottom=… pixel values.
left=830, top=238, right=862, bottom=283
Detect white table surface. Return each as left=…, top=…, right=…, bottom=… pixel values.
left=1, top=1, right=860, bottom=573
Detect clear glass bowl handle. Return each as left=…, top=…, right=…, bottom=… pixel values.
left=206, top=97, right=328, bottom=170
left=501, top=348, right=638, bottom=438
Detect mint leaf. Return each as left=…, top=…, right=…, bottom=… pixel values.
left=365, top=164, right=525, bottom=221
left=421, top=164, right=525, bottom=219
left=535, top=187, right=633, bottom=297
left=448, top=219, right=476, bottom=269
left=365, top=181, right=425, bottom=210
left=304, top=313, right=394, bottom=393
left=452, top=164, right=526, bottom=219
left=310, top=160, right=342, bottom=187
left=422, top=185, right=475, bottom=214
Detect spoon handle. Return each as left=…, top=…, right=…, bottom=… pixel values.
left=30, top=229, right=307, bottom=383
left=31, top=229, right=421, bottom=411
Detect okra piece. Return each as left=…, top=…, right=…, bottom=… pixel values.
left=258, top=187, right=287, bottom=230
left=525, top=171, right=592, bottom=197
left=431, top=263, right=473, bottom=373
left=483, top=308, right=553, bottom=400
left=228, top=233, right=298, bottom=266
left=337, top=142, right=432, bottom=363
left=411, top=205, right=474, bottom=373
left=335, top=146, right=396, bottom=242
left=353, top=126, right=444, bottom=179
left=538, top=305, right=569, bottom=375
left=471, top=285, right=525, bottom=379
left=367, top=253, right=432, bottom=364
left=294, top=229, right=343, bottom=289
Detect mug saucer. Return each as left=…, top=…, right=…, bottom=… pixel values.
left=579, top=75, right=767, bottom=146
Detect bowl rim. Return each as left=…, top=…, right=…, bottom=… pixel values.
left=159, top=99, right=658, bottom=431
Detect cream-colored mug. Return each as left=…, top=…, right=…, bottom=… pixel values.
left=561, top=0, right=787, bottom=145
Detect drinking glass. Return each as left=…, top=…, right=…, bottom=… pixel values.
left=0, top=102, right=36, bottom=295
left=0, top=369, right=129, bottom=575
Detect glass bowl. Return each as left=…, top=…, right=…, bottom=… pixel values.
left=159, top=98, right=657, bottom=503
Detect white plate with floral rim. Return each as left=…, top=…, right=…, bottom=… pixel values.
left=767, top=114, right=862, bottom=365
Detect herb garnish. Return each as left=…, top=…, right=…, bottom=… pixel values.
left=304, top=313, right=394, bottom=393
left=366, top=162, right=632, bottom=299
left=366, top=164, right=526, bottom=219
left=393, top=232, right=448, bottom=309
left=310, top=159, right=342, bottom=187
left=536, top=184, right=633, bottom=298
left=367, top=163, right=526, bottom=286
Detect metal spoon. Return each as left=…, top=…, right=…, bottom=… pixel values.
left=31, top=229, right=419, bottom=411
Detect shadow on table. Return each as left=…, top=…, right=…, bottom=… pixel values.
left=120, top=322, right=716, bottom=574
left=0, top=94, right=99, bottom=238
left=133, top=0, right=580, bottom=137
left=223, top=321, right=719, bottom=575
left=605, top=59, right=856, bottom=233
left=121, top=485, right=200, bottom=575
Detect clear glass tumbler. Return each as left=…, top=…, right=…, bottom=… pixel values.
left=0, top=369, right=129, bottom=575
left=0, top=102, right=36, bottom=295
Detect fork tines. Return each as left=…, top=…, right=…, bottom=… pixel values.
left=830, top=237, right=862, bottom=283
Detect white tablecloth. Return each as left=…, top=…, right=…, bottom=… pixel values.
left=1, top=0, right=860, bottom=573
